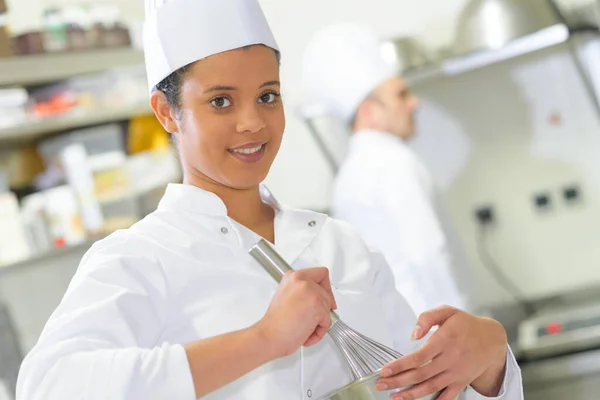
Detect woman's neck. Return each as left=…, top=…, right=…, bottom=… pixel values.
left=183, top=174, right=275, bottom=242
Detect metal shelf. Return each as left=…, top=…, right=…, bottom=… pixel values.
left=403, top=26, right=600, bottom=87
left=0, top=47, right=145, bottom=87
left=0, top=235, right=104, bottom=276
left=0, top=102, right=152, bottom=144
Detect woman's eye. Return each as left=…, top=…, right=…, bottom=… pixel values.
left=210, top=97, right=232, bottom=108
left=259, top=92, right=279, bottom=104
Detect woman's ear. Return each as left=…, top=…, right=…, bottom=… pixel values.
left=150, top=90, right=179, bottom=134
left=355, top=99, right=373, bottom=128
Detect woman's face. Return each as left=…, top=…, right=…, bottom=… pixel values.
left=155, top=45, right=285, bottom=190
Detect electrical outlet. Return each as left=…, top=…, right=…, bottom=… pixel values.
left=563, top=184, right=582, bottom=204
left=533, top=192, right=552, bottom=211
left=475, top=205, right=494, bottom=225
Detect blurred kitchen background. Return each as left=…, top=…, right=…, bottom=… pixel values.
left=0, top=0, right=600, bottom=398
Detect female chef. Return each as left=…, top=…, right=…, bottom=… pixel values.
left=16, top=1, right=523, bottom=399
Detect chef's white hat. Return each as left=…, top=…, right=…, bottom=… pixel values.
left=143, top=0, right=279, bottom=93
left=301, top=23, right=397, bottom=123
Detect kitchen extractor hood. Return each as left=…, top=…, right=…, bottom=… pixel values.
left=381, top=0, right=597, bottom=85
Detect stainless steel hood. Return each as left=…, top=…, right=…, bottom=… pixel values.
left=442, top=23, right=569, bottom=76
left=383, top=0, right=594, bottom=85
left=454, top=0, right=564, bottom=56
left=445, top=0, right=568, bottom=75
left=380, top=36, right=431, bottom=74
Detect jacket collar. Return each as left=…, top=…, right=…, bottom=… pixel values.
left=157, top=183, right=326, bottom=266
left=351, top=129, right=405, bottom=148
left=157, top=183, right=282, bottom=217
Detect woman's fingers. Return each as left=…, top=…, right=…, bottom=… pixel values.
left=377, top=352, right=451, bottom=390
left=389, top=371, right=453, bottom=400
left=304, top=324, right=328, bottom=347
left=381, top=337, right=443, bottom=378
left=303, top=282, right=332, bottom=348
left=294, top=267, right=337, bottom=310
left=412, top=306, right=459, bottom=340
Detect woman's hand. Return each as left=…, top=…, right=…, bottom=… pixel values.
left=255, top=267, right=337, bottom=358
left=376, top=306, right=508, bottom=400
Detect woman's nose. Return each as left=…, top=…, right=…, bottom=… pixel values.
left=236, top=105, right=267, bottom=134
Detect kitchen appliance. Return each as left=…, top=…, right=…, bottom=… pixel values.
left=380, top=36, right=431, bottom=74
left=517, top=302, right=600, bottom=399
left=442, top=0, right=571, bottom=76
left=454, top=0, right=564, bottom=55
left=249, top=239, right=438, bottom=400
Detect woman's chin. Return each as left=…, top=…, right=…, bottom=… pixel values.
left=225, top=171, right=270, bottom=191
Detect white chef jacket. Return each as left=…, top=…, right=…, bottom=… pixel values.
left=17, top=183, right=522, bottom=400
left=332, top=129, right=471, bottom=316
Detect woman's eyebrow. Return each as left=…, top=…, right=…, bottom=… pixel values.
left=205, top=85, right=237, bottom=93
left=204, top=81, right=279, bottom=93
left=260, top=80, right=280, bottom=88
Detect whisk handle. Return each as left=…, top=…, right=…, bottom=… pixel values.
left=249, top=239, right=341, bottom=323
left=249, top=239, right=294, bottom=283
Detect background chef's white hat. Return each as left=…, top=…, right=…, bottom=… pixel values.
left=301, top=23, right=397, bottom=123
left=143, top=0, right=279, bottom=93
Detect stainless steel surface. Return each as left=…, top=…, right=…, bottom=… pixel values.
left=384, top=1, right=600, bottom=86
left=517, top=302, right=600, bottom=359
left=522, top=348, right=600, bottom=384
left=454, top=0, right=564, bottom=55
left=318, top=369, right=438, bottom=400
left=566, top=34, right=600, bottom=117
left=561, top=1, right=600, bottom=30
left=301, top=116, right=339, bottom=175
left=524, top=375, right=600, bottom=400
left=517, top=298, right=600, bottom=400
left=249, top=239, right=294, bottom=283
left=381, top=37, right=430, bottom=74
left=521, top=348, right=600, bottom=400
left=249, top=239, right=404, bottom=381
left=0, top=304, right=23, bottom=399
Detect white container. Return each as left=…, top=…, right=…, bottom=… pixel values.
left=126, top=148, right=181, bottom=196
left=43, top=8, right=69, bottom=52
left=89, top=151, right=132, bottom=203
left=0, top=192, right=31, bottom=266
left=20, top=192, right=53, bottom=254
left=43, top=186, right=87, bottom=247
left=88, top=151, right=139, bottom=232
left=60, top=143, right=104, bottom=234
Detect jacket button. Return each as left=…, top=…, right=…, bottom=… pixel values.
left=221, top=227, right=229, bottom=234
left=308, top=220, right=316, bottom=227
left=307, top=389, right=312, bottom=398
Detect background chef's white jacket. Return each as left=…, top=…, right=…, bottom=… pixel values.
left=332, top=129, right=473, bottom=316
left=17, top=184, right=522, bottom=400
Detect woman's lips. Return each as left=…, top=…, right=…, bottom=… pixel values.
left=228, top=142, right=267, bottom=163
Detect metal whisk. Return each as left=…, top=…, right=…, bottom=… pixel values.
left=249, top=239, right=403, bottom=381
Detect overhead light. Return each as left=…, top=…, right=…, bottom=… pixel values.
left=442, top=24, right=570, bottom=75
